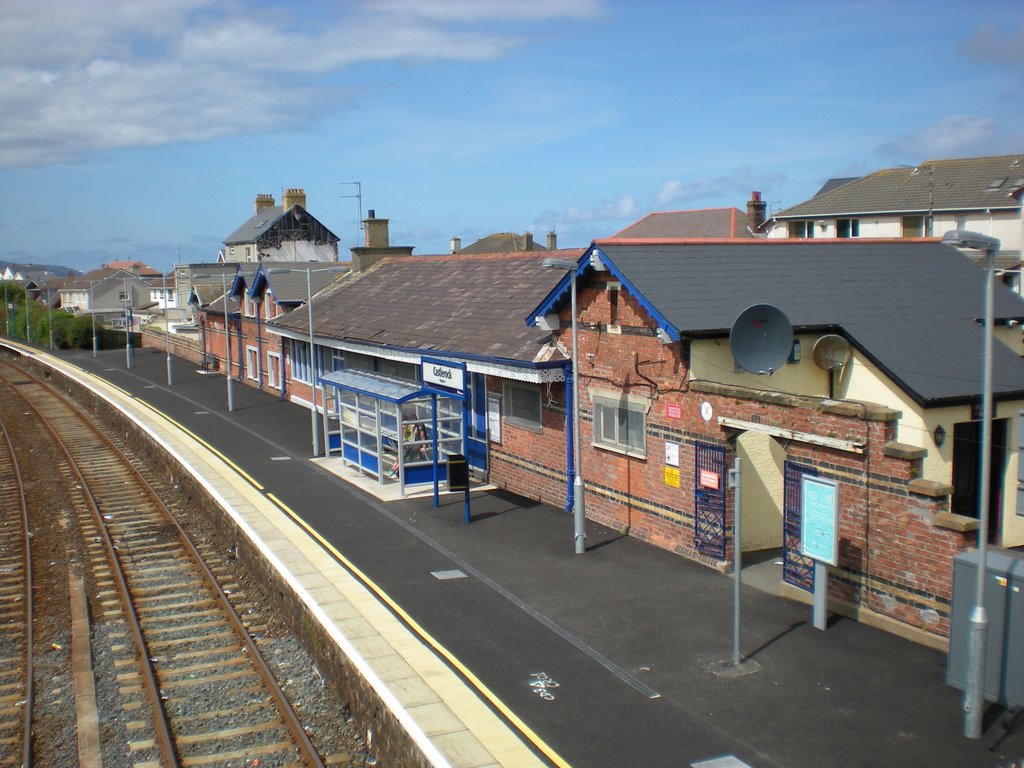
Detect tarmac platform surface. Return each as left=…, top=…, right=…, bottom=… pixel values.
left=18, top=342, right=1024, bottom=768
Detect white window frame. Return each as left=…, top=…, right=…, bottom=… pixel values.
left=266, top=351, right=282, bottom=390
left=291, top=339, right=312, bottom=384
left=590, top=389, right=650, bottom=458
left=502, top=381, right=542, bottom=431
left=245, top=345, right=259, bottom=381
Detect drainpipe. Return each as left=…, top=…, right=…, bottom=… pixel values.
left=564, top=362, right=575, bottom=513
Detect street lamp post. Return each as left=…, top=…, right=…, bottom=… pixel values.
left=164, top=283, right=173, bottom=386
left=123, top=277, right=132, bottom=369
left=222, top=272, right=234, bottom=412
left=47, top=289, right=53, bottom=350
left=941, top=228, right=1001, bottom=739
left=90, top=281, right=98, bottom=356
left=269, top=266, right=346, bottom=456
left=543, top=257, right=586, bottom=554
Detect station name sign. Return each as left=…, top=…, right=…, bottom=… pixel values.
left=421, top=358, right=465, bottom=394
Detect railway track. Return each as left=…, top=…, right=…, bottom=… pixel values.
left=0, top=415, right=34, bottom=768
left=0, top=358, right=329, bottom=768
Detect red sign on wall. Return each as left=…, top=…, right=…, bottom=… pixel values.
left=666, top=403, right=682, bottom=419
left=699, top=470, right=720, bottom=490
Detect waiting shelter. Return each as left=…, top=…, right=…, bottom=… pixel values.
left=319, top=367, right=466, bottom=496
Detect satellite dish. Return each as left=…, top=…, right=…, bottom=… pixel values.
left=729, top=304, right=793, bottom=375
left=812, top=334, right=851, bottom=370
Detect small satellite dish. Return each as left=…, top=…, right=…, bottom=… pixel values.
left=730, top=304, right=793, bottom=375
left=812, top=334, right=851, bottom=370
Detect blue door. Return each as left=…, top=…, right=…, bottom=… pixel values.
left=694, top=442, right=727, bottom=560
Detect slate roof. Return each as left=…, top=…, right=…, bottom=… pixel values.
left=578, top=240, right=1024, bottom=406
left=459, top=233, right=547, bottom=254
left=252, top=261, right=350, bottom=304
left=609, top=208, right=756, bottom=239
left=269, top=251, right=584, bottom=365
left=223, top=205, right=340, bottom=246
left=777, top=155, right=1024, bottom=218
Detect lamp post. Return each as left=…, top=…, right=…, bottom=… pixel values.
left=47, top=288, right=54, bottom=350
left=123, top=277, right=132, bottom=369
left=194, top=270, right=235, bottom=410
left=164, top=281, right=173, bottom=386
left=941, top=228, right=1001, bottom=739
left=543, top=257, right=586, bottom=554
left=90, top=281, right=98, bottom=356
left=269, top=266, right=346, bottom=456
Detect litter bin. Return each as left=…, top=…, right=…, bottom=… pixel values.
left=946, top=546, right=1024, bottom=707
left=447, top=454, right=468, bottom=492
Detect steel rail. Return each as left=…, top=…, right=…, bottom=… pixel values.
left=0, top=416, right=34, bottom=768
left=1, top=359, right=326, bottom=768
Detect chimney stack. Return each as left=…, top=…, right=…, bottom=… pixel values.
left=450, top=236, right=462, bottom=254
left=255, top=193, right=275, bottom=214
left=747, top=191, right=767, bottom=232
left=546, top=231, right=557, bottom=250
left=363, top=210, right=390, bottom=248
left=523, top=231, right=534, bottom=251
left=281, top=187, right=307, bottom=211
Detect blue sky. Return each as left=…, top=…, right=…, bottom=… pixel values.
left=1, top=0, right=1022, bottom=275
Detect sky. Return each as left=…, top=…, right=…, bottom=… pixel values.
left=1, top=0, right=1022, bottom=275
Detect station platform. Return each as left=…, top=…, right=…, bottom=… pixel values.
left=9, top=340, right=1022, bottom=768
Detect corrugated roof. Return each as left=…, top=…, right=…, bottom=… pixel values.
left=592, top=240, right=1024, bottom=405
left=610, top=208, right=755, bottom=239
left=777, top=155, right=1024, bottom=218
left=269, top=250, right=584, bottom=365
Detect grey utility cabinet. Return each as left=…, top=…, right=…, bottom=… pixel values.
left=946, top=546, right=1024, bottom=707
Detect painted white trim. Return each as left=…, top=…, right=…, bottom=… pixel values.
left=718, top=416, right=865, bottom=454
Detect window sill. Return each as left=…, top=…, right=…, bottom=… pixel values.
left=593, top=441, right=647, bottom=460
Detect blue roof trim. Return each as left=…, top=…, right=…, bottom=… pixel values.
left=525, top=243, right=681, bottom=342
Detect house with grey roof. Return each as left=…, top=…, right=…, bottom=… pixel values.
left=767, top=155, right=1023, bottom=287
left=223, top=188, right=341, bottom=264
left=263, top=244, right=579, bottom=491
left=524, top=237, right=1024, bottom=644
left=608, top=192, right=768, bottom=239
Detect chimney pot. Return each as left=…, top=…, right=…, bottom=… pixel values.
left=546, top=231, right=557, bottom=250
left=281, top=188, right=306, bottom=211
left=450, top=236, right=462, bottom=254
left=368, top=209, right=375, bottom=219
left=747, top=191, right=767, bottom=232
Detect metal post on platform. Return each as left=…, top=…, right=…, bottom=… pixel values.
left=90, top=281, right=98, bottom=356
left=729, top=457, right=742, bottom=666
left=543, top=257, right=586, bottom=554
left=165, top=281, right=173, bottom=386
left=941, top=229, right=1000, bottom=739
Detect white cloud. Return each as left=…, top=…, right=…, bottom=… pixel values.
left=0, top=0, right=602, bottom=168
left=959, top=20, right=1024, bottom=65
left=562, top=195, right=641, bottom=224
left=876, top=115, right=1003, bottom=159
left=654, top=169, right=786, bottom=209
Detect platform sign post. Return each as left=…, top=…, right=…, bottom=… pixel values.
left=421, top=358, right=470, bottom=522
left=800, top=475, right=839, bottom=631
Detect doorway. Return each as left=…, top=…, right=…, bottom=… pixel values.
left=951, top=417, right=1007, bottom=544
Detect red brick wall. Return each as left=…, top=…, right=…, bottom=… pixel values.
left=487, top=274, right=965, bottom=639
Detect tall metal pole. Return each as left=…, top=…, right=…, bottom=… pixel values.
left=47, top=291, right=53, bottom=349
left=964, top=245, right=995, bottom=738
left=223, top=272, right=234, bottom=412
left=124, top=277, right=132, bottom=369
left=308, top=267, right=320, bottom=456
left=730, top=457, right=743, bottom=666
left=941, top=229, right=999, bottom=739
left=165, top=282, right=173, bottom=385
left=90, top=281, right=98, bottom=356
left=569, top=269, right=585, bottom=554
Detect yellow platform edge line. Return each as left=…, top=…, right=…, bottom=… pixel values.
left=266, top=491, right=572, bottom=768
